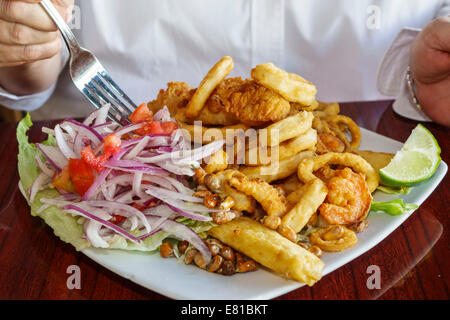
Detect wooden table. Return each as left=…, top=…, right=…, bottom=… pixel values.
left=0, top=100, right=448, bottom=300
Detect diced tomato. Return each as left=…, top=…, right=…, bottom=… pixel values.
left=129, top=103, right=153, bottom=124
left=160, top=122, right=178, bottom=135
left=69, top=158, right=95, bottom=196
left=81, top=134, right=121, bottom=173
left=134, top=121, right=159, bottom=136
left=80, top=146, right=104, bottom=173
left=110, top=214, right=126, bottom=225
left=103, top=134, right=121, bottom=156
left=52, top=165, right=75, bottom=193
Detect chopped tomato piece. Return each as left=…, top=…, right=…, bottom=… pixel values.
left=161, top=122, right=178, bottom=135
left=110, top=214, right=126, bottom=225
left=52, top=165, right=75, bottom=193
left=104, top=134, right=121, bottom=156
left=130, top=103, right=153, bottom=124
left=135, top=121, right=160, bottom=136
left=80, top=146, right=104, bottom=173
left=69, top=158, right=95, bottom=196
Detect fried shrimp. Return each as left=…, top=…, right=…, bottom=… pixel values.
left=318, top=168, right=372, bottom=225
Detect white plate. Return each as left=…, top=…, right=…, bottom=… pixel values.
left=82, top=128, right=447, bottom=300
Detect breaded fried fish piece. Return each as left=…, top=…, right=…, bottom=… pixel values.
left=205, top=77, right=291, bottom=125
left=147, top=81, right=240, bottom=126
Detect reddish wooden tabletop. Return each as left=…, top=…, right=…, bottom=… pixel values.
left=0, top=100, right=448, bottom=300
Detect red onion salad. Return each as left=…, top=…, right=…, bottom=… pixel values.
left=35, top=105, right=225, bottom=263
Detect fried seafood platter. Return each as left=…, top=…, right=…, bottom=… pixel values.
left=20, top=56, right=429, bottom=294
left=146, top=56, right=386, bottom=286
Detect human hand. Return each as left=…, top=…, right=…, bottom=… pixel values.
left=410, top=16, right=450, bottom=127
left=0, top=0, right=74, bottom=67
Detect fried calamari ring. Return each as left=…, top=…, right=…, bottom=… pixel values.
left=309, top=225, right=357, bottom=252
left=251, top=63, right=317, bottom=106
left=312, top=101, right=340, bottom=119
left=327, top=115, right=361, bottom=151
left=185, top=56, right=234, bottom=118
left=297, top=152, right=379, bottom=193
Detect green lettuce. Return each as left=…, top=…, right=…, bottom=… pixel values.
left=17, top=114, right=214, bottom=252
left=370, top=199, right=418, bottom=216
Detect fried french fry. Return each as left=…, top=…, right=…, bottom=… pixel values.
left=185, top=56, right=234, bottom=118
left=208, top=217, right=324, bottom=286
left=240, top=150, right=315, bottom=183
left=260, top=111, right=314, bottom=147
left=279, top=179, right=328, bottom=240
left=245, top=128, right=317, bottom=166
left=251, top=63, right=317, bottom=106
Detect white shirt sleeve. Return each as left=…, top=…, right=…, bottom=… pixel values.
left=0, top=38, right=69, bottom=112
left=376, top=0, right=449, bottom=122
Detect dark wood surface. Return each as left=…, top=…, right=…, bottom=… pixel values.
left=0, top=100, right=448, bottom=300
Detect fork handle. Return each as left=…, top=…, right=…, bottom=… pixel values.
left=40, top=0, right=81, bottom=56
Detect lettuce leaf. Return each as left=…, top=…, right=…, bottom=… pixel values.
left=17, top=114, right=214, bottom=252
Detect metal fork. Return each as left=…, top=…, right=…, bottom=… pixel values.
left=40, top=0, right=136, bottom=125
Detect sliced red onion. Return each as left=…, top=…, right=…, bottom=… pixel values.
left=153, top=106, right=171, bottom=122
left=143, top=205, right=177, bottom=218
left=164, top=176, right=194, bottom=195
left=36, top=143, right=67, bottom=170
left=81, top=147, right=132, bottom=201
left=102, top=162, right=168, bottom=175
left=142, top=216, right=211, bottom=263
left=54, top=124, right=78, bottom=159
left=35, top=154, right=55, bottom=177
left=124, top=136, right=150, bottom=160
left=83, top=104, right=110, bottom=126
left=174, top=140, right=225, bottom=165
left=94, top=104, right=110, bottom=126
left=29, top=173, right=51, bottom=202
left=64, top=204, right=141, bottom=244
left=82, top=167, right=111, bottom=201
left=62, top=119, right=103, bottom=145
left=132, top=172, right=144, bottom=198
left=155, top=161, right=196, bottom=176
left=142, top=184, right=202, bottom=203
left=85, top=200, right=151, bottom=233
left=143, top=175, right=175, bottom=190
left=113, top=123, right=144, bottom=137
left=84, top=220, right=109, bottom=248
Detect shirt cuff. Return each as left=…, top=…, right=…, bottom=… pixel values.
left=376, top=27, right=431, bottom=122
left=0, top=83, right=57, bottom=112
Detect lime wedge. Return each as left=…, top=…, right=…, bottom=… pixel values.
left=379, top=124, right=441, bottom=187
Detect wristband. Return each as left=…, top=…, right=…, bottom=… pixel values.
left=406, top=66, right=422, bottom=111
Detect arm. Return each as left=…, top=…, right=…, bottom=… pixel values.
left=409, top=16, right=450, bottom=127
left=0, top=0, right=74, bottom=96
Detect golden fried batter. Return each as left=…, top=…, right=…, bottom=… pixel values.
left=205, top=77, right=291, bottom=125
left=148, top=78, right=291, bottom=126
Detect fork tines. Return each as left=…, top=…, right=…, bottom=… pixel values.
left=83, top=70, right=137, bottom=126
